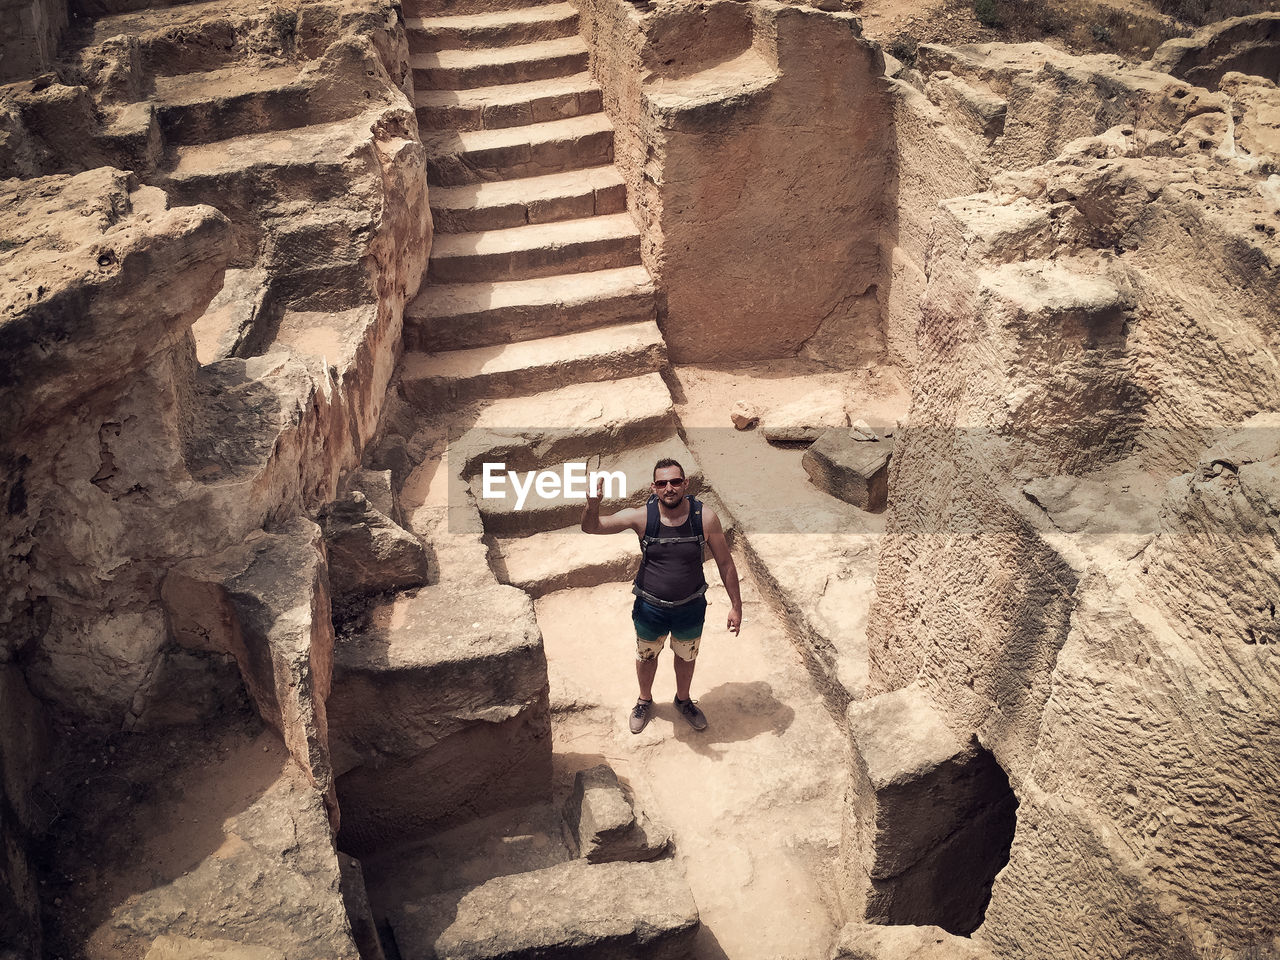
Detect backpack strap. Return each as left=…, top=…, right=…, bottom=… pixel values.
left=687, top=495, right=704, bottom=544
left=636, top=495, right=660, bottom=597
left=643, top=494, right=661, bottom=542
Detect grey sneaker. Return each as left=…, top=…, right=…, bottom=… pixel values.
left=629, top=698, right=653, bottom=734
left=673, top=696, right=708, bottom=731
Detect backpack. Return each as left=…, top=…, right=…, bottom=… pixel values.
left=632, top=494, right=708, bottom=607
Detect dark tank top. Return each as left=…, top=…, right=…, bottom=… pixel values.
left=637, top=516, right=705, bottom=603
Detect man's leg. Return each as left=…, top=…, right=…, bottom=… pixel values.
left=670, top=635, right=707, bottom=730
left=636, top=649, right=659, bottom=700
left=673, top=648, right=696, bottom=700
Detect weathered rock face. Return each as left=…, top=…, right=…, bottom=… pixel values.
left=866, top=133, right=1280, bottom=957
left=2, top=2, right=428, bottom=949
left=575, top=0, right=889, bottom=362
left=0, top=0, right=68, bottom=82
left=163, top=519, right=338, bottom=818
left=879, top=40, right=1232, bottom=369
left=1149, top=12, right=1280, bottom=90
left=0, top=169, right=234, bottom=723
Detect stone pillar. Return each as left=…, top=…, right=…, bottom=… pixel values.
left=840, top=685, right=1017, bottom=935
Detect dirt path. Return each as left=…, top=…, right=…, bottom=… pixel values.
left=535, top=560, right=847, bottom=960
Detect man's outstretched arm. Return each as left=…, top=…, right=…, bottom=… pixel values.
left=581, top=477, right=643, bottom=535
left=703, top=508, right=742, bottom=635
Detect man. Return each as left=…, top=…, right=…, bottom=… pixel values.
left=581, top=458, right=742, bottom=734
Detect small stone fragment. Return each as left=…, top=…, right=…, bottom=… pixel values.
left=343, top=467, right=404, bottom=527
left=317, top=492, right=433, bottom=603
left=730, top=400, right=759, bottom=430
left=762, top=394, right=850, bottom=444
left=850, top=419, right=879, bottom=442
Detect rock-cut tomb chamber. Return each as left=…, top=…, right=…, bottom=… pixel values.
left=1, top=0, right=1279, bottom=957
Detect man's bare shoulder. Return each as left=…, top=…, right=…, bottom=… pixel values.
left=699, top=503, right=724, bottom=533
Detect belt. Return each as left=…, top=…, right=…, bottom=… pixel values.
left=632, top=582, right=708, bottom=608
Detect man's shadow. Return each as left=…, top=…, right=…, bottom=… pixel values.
left=658, top=680, right=795, bottom=759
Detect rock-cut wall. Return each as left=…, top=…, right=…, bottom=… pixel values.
left=573, top=0, right=890, bottom=363
left=0, top=1, right=430, bottom=949
left=865, top=107, right=1280, bottom=957
left=0, top=0, right=68, bottom=82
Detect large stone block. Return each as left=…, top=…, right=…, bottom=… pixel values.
left=762, top=393, right=851, bottom=444
left=802, top=428, right=893, bottom=511
left=841, top=686, right=1017, bottom=935
left=162, top=519, right=337, bottom=814
left=329, top=582, right=552, bottom=854
left=317, top=492, right=433, bottom=606
left=390, top=858, right=700, bottom=960
left=564, top=764, right=671, bottom=864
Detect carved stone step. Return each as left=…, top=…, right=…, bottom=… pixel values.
left=400, top=319, right=665, bottom=409
left=405, top=265, right=655, bottom=352
left=416, top=73, right=602, bottom=134
left=407, top=3, right=579, bottom=54
left=425, top=112, right=613, bottom=186
left=412, top=36, right=588, bottom=90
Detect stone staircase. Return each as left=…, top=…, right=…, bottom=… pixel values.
left=59, top=0, right=429, bottom=365
left=396, top=0, right=711, bottom=599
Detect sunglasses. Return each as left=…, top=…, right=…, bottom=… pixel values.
left=652, top=477, right=686, bottom=488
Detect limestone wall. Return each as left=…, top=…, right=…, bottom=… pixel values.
left=0, top=0, right=68, bottom=82
left=0, top=1, right=429, bottom=733
left=877, top=42, right=1226, bottom=370
left=865, top=129, right=1280, bottom=957
left=574, top=0, right=889, bottom=363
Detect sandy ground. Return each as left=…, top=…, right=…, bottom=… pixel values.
left=536, top=559, right=848, bottom=960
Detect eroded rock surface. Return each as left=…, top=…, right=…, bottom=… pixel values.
left=163, top=519, right=338, bottom=817
left=391, top=858, right=700, bottom=960
left=318, top=492, right=433, bottom=607
left=866, top=125, right=1280, bottom=958
left=47, top=726, right=357, bottom=960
